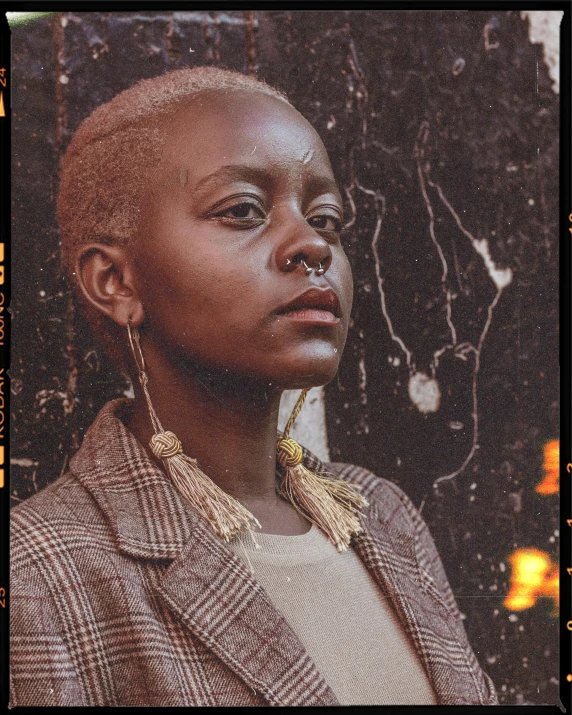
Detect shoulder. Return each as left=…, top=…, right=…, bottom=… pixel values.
left=10, top=475, right=97, bottom=706
left=11, top=471, right=110, bottom=571
left=11, top=470, right=103, bottom=527
left=324, top=460, right=459, bottom=611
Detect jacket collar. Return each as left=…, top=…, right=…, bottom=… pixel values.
left=70, top=398, right=195, bottom=560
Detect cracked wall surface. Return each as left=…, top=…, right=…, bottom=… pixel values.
left=10, top=10, right=559, bottom=705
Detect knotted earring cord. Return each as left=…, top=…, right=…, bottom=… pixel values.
left=127, top=323, right=261, bottom=542
left=277, top=389, right=369, bottom=552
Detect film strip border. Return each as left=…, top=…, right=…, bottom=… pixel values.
left=563, top=6, right=572, bottom=711
left=0, top=11, right=8, bottom=711
left=0, top=6, right=569, bottom=711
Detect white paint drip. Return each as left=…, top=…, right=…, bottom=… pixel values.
left=358, top=357, right=367, bottom=391
left=521, top=10, right=563, bottom=94
left=416, top=123, right=457, bottom=346
left=338, top=42, right=512, bottom=487
left=11, top=458, right=39, bottom=467
left=472, top=238, right=513, bottom=289
left=408, top=372, right=441, bottom=414
left=358, top=356, right=367, bottom=405
left=428, top=178, right=513, bottom=292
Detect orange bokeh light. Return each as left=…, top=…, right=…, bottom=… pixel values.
left=504, top=548, right=559, bottom=613
left=535, top=439, right=559, bottom=495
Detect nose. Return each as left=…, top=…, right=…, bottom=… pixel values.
left=274, top=212, right=333, bottom=276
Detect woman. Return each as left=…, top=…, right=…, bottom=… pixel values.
left=10, top=66, right=497, bottom=706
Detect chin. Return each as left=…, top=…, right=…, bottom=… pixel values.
left=273, top=355, right=342, bottom=391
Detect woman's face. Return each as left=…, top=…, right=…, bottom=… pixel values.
left=132, top=89, right=353, bottom=390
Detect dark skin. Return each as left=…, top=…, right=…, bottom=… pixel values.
left=76, top=90, right=353, bottom=535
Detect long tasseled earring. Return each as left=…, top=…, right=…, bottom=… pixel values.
left=277, top=389, right=369, bottom=552
left=127, top=322, right=261, bottom=542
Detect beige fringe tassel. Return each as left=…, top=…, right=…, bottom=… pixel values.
left=277, top=389, right=369, bottom=552
left=128, top=325, right=261, bottom=542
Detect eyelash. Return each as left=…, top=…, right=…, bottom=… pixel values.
left=211, top=200, right=343, bottom=234
left=212, top=201, right=265, bottom=226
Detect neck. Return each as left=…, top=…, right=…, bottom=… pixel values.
left=125, top=336, right=312, bottom=535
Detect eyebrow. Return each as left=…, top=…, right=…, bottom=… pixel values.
left=192, top=165, right=272, bottom=195
left=191, top=164, right=343, bottom=202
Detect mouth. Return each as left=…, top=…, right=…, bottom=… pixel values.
left=274, top=288, right=342, bottom=324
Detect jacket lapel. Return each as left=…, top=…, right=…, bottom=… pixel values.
left=155, top=518, right=339, bottom=706
left=70, top=399, right=338, bottom=706
left=353, top=506, right=483, bottom=705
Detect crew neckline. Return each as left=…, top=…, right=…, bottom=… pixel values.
left=227, top=523, right=342, bottom=560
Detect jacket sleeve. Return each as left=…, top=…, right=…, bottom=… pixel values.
left=10, top=512, right=86, bottom=707
left=383, top=479, right=499, bottom=705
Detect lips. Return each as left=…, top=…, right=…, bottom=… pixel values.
left=275, top=288, right=342, bottom=321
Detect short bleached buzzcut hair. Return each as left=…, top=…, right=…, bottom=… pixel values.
left=56, top=67, right=289, bottom=366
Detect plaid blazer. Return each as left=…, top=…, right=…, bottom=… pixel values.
left=10, top=399, right=497, bottom=707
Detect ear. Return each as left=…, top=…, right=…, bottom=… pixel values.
left=75, top=243, right=145, bottom=328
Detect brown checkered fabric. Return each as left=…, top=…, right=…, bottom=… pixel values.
left=10, top=399, right=497, bottom=706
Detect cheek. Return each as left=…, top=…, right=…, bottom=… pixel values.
left=137, top=209, right=257, bottom=296
left=135, top=248, right=262, bottom=343
left=336, top=250, right=354, bottom=313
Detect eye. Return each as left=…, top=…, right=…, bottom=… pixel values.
left=210, top=199, right=266, bottom=228
left=224, top=202, right=264, bottom=219
left=307, top=212, right=343, bottom=233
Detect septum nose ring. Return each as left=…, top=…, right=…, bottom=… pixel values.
left=300, top=259, right=326, bottom=275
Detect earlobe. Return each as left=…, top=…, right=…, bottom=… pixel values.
left=75, top=243, right=145, bottom=328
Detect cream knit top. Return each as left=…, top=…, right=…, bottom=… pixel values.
left=227, top=524, right=436, bottom=705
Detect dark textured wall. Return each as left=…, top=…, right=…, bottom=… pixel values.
left=10, top=10, right=560, bottom=705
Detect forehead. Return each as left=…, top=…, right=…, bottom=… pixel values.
left=158, top=89, right=333, bottom=176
